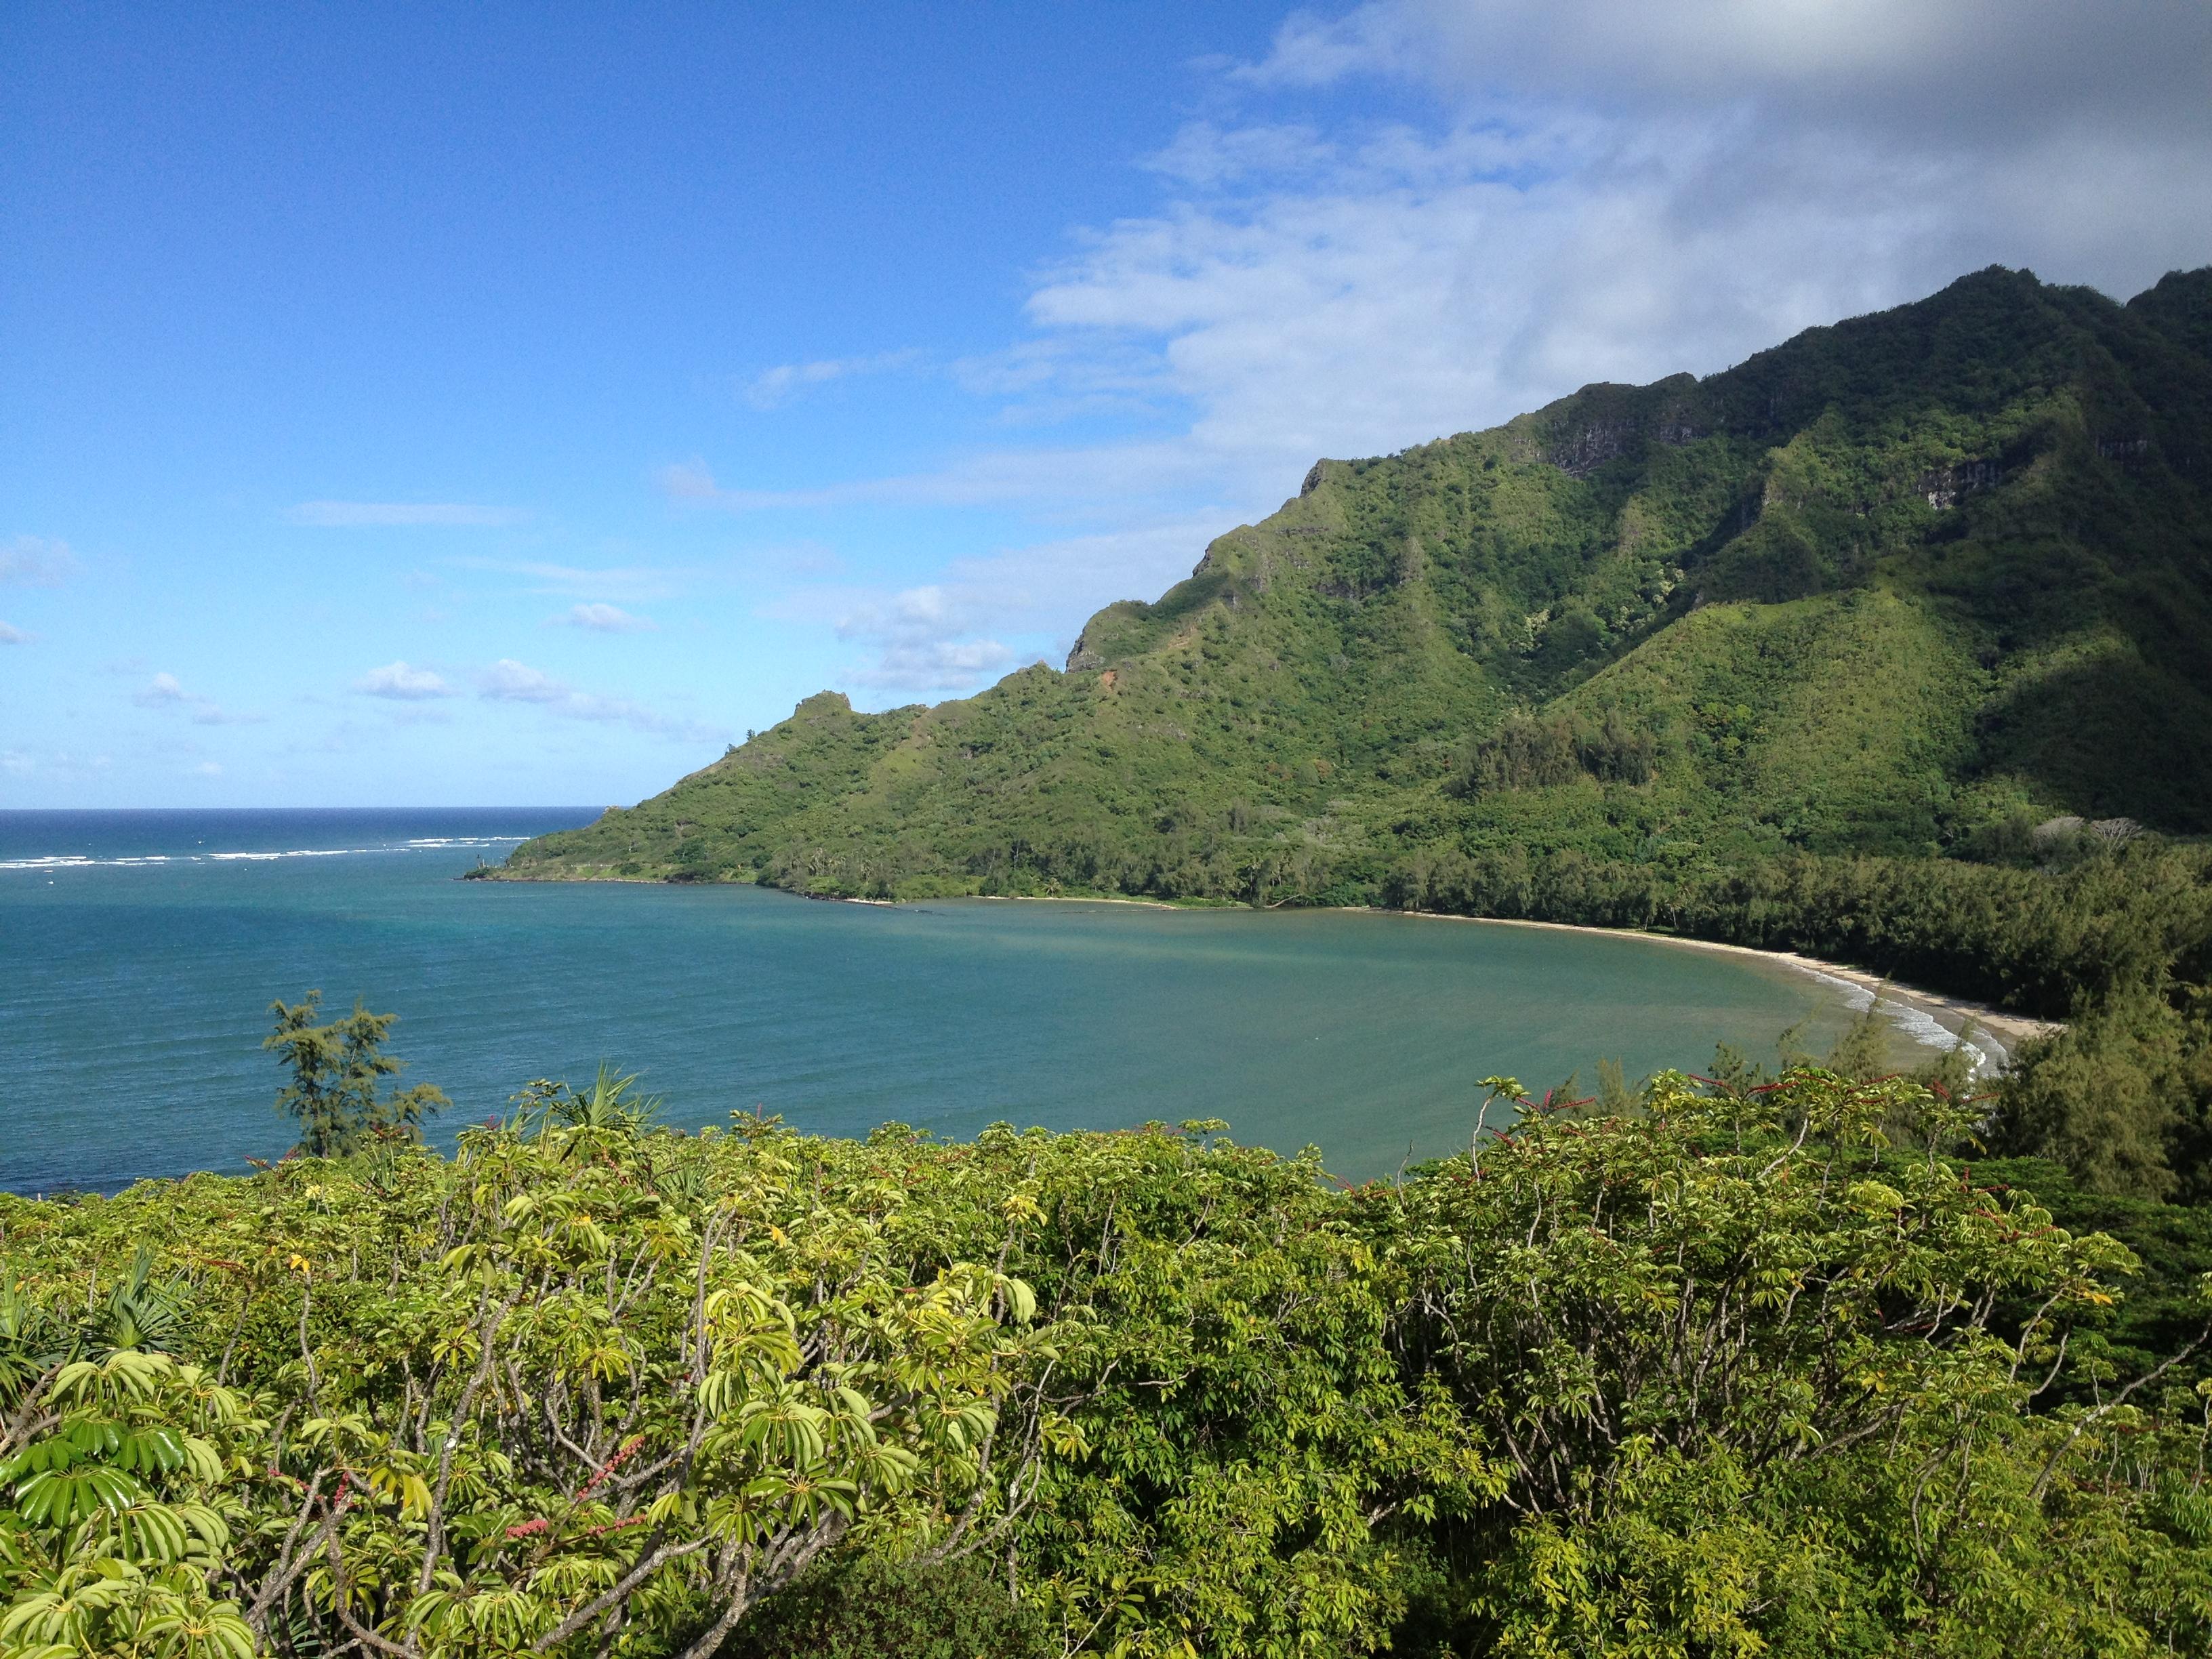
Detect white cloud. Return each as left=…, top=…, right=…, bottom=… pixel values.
left=659, top=444, right=1231, bottom=515
left=657, top=459, right=724, bottom=503
left=353, top=660, right=455, bottom=699
left=192, top=762, right=223, bottom=777
left=1, top=535, right=77, bottom=586
left=743, top=349, right=923, bottom=410
left=998, top=102, right=2212, bottom=506
left=561, top=602, right=657, bottom=633
left=1000, top=18, right=2198, bottom=466
left=453, top=558, right=691, bottom=604
left=1021, top=6, right=2202, bottom=497
left=1238, top=1, right=2212, bottom=144
left=288, top=501, right=526, bottom=527
left=1143, top=121, right=1338, bottom=187
left=787, top=513, right=1225, bottom=699
left=854, top=636, right=1023, bottom=693
left=133, top=672, right=261, bottom=725
left=476, top=659, right=722, bottom=743
left=832, top=586, right=1021, bottom=693
left=0, top=621, right=26, bottom=644
left=2, top=749, right=110, bottom=777
left=478, top=659, right=567, bottom=703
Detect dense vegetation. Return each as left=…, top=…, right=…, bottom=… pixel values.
left=12, top=1059, right=2212, bottom=1658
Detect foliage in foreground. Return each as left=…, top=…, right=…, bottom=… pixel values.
left=719, top=1554, right=1049, bottom=1659
left=7, top=1068, right=2212, bottom=1656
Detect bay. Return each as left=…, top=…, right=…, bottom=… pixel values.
left=3, top=808, right=1905, bottom=1193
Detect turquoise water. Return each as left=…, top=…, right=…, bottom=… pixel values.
left=1, top=808, right=1885, bottom=1193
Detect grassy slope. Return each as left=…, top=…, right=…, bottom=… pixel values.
left=504, top=266, right=2212, bottom=899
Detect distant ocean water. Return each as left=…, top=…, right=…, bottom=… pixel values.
left=3, top=808, right=1919, bottom=1193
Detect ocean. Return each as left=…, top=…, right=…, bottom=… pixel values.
left=1, top=807, right=1911, bottom=1193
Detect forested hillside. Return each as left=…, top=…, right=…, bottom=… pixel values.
left=504, top=266, right=2212, bottom=899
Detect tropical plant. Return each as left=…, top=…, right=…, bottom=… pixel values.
left=0, top=1349, right=259, bottom=1659
left=264, top=991, right=450, bottom=1158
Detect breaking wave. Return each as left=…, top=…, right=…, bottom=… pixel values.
left=1799, top=967, right=1996, bottom=1076
left=1, top=836, right=527, bottom=872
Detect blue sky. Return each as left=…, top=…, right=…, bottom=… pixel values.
left=5, top=1, right=2209, bottom=807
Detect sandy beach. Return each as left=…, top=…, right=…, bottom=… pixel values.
left=1387, top=912, right=2060, bottom=1073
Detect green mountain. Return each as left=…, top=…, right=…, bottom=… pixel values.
left=504, top=267, right=2212, bottom=914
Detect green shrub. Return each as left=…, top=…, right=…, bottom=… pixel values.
left=723, top=1555, right=1050, bottom=1659
left=9, top=1063, right=2212, bottom=1656
left=1452, top=712, right=1582, bottom=794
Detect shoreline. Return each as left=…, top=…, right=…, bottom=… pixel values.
left=488, top=874, right=2060, bottom=1071
left=1374, top=911, right=2059, bottom=1071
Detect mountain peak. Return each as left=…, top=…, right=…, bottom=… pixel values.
left=505, top=268, right=2212, bottom=896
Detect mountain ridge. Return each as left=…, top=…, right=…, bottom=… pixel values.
left=499, top=266, right=2212, bottom=929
